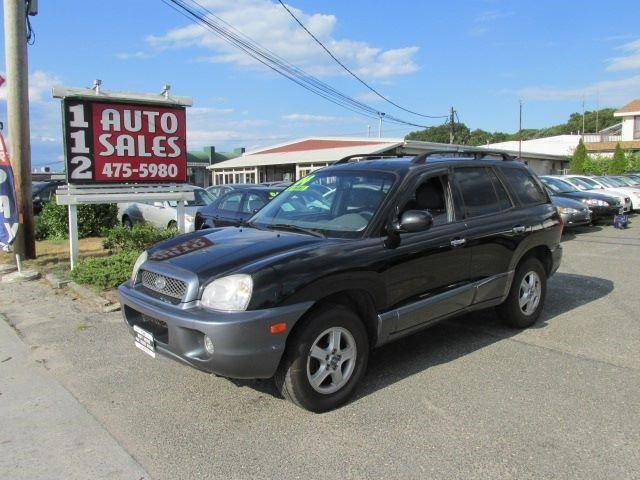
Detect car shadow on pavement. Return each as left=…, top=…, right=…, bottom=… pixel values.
left=355, top=271, right=613, bottom=403
left=229, top=272, right=614, bottom=407
left=561, top=225, right=603, bottom=241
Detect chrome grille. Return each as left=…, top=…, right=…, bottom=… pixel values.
left=140, top=270, right=187, bottom=300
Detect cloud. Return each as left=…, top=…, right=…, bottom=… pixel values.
left=148, top=0, right=419, bottom=80
left=471, top=10, right=513, bottom=36
left=606, top=38, right=640, bottom=71
left=355, top=91, right=384, bottom=103
left=0, top=70, right=60, bottom=103
left=115, top=51, right=151, bottom=60
left=475, top=10, right=513, bottom=23
left=514, top=75, right=640, bottom=104
left=281, top=113, right=344, bottom=123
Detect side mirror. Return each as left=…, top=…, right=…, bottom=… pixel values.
left=153, top=201, right=164, bottom=208
left=385, top=210, right=433, bottom=249
left=391, top=209, right=433, bottom=233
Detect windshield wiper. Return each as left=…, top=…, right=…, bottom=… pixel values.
left=268, top=223, right=325, bottom=238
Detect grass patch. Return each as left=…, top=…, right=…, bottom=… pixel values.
left=0, top=237, right=107, bottom=272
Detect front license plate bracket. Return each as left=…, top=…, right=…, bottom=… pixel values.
left=134, top=325, right=156, bottom=358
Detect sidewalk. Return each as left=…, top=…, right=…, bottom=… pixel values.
left=0, top=314, right=149, bottom=480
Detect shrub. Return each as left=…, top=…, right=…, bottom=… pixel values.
left=37, top=201, right=69, bottom=240
left=583, top=155, right=610, bottom=176
left=570, top=139, right=588, bottom=174
left=78, top=203, right=118, bottom=237
left=36, top=201, right=118, bottom=240
left=70, top=250, right=140, bottom=290
left=103, top=223, right=175, bottom=253
left=610, top=144, right=628, bottom=174
left=628, top=153, right=640, bottom=172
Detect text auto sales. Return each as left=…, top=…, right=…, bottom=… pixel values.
left=97, top=109, right=181, bottom=158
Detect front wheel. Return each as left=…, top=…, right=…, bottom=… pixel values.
left=274, top=305, right=369, bottom=413
left=497, top=257, right=546, bottom=328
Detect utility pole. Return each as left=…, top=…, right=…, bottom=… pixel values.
left=449, top=106, right=455, bottom=144
left=581, top=96, right=585, bottom=138
left=3, top=0, right=36, bottom=259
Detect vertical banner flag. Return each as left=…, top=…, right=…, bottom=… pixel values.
left=0, top=131, right=20, bottom=251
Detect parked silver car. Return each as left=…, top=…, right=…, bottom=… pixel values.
left=118, top=187, right=215, bottom=232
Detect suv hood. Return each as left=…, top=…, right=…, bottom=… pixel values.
left=145, top=226, right=325, bottom=279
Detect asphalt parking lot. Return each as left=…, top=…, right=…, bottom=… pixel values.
left=1, top=221, right=639, bottom=480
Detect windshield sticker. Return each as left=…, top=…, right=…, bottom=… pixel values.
left=289, top=174, right=314, bottom=191
left=150, top=236, right=214, bottom=261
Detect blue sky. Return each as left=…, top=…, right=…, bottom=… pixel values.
left=1, top=0, right=640, bottom=170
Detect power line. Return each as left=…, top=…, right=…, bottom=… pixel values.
left=161, top=0, right=434, bottom=129
left=277, top=0, right=448, bottom=120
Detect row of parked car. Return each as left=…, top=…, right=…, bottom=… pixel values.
left=115, top=173, right=640, bottom=234
left=541, top=173, right=640, bottom=228
left=117, top=182, right=292, bottom=232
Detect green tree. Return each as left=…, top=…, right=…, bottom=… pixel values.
left=406, top=122, right=470, bottom=144
left=609, top=143, right=627, bottom=174
left=570, top=139, right=587, bottom=174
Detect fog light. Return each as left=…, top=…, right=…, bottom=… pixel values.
left=203, top=335, right=215, bottom=354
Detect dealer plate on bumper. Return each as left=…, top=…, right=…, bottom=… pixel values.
left=134, top=325, right=156, bottom=358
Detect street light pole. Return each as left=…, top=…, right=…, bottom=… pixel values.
left=378, top=112, right=385, bottom=138
left=518, top=100, right=523, bottom=161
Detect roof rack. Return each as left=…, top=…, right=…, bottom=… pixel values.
left=411, top=149, right=514, bottom=164
left=333, top=154, right=406, bottom=165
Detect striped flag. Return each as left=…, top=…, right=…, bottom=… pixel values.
left=0, top=131, right=19, bottom=251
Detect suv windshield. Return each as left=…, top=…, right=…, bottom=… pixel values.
left=251, top=170, right=395, bottom=238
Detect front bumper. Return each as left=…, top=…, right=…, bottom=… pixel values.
left=588, top=205, right=619, bottom=220
left=560, top=209, right=591, bottom=228
left=118, top=283, right=312, bottom=379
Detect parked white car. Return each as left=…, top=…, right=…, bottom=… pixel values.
left=559, top=175, right=633, bottom=212
left=118, top=187, right=215, bottom=232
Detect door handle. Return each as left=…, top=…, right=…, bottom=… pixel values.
left=512, top=225, right=526, bottom=234
left=450, top=238, right=466, bottom=248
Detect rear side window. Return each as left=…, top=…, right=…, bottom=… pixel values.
left=454, top=167, right=512, bottom=218
left=500, top=167, right=546, bottom=206
left=219, top=192, right=243, bottom=212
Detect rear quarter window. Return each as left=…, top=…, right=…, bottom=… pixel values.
left=500, top=167, right=547, bottom=206
left=454, top=166, right=512, bottom=218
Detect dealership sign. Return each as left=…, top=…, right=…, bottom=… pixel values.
left=54, top=85, right=192, bottom=184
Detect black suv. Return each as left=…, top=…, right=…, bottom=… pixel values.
left=119, top=150, right=562, bottom=412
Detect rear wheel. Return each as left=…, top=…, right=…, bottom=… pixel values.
left=167, top=220, right=177, bottom=230
left=497, top=257, right=546, bottom=328
left=122, top=216, right=132, bottom=228
left=274, top=305, right=369, bottom=412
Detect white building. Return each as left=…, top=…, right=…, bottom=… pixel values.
left=208, top=137, right=570, bottom=184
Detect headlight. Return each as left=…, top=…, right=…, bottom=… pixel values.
left=201, top=274, right=253, bottom=311
left=131, top=251, right=148, bottom=282
left=581, top=199, right=607, bottom=207
left=558, top=207, right=579, bottom=214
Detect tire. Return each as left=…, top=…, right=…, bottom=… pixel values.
left=497, top=257, right=546, bottom=328
left=167, top=220, right=177, bottom=230
left=122, top=216, right=133, bottom=228
left=274, top=305, right=369, bottom=413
